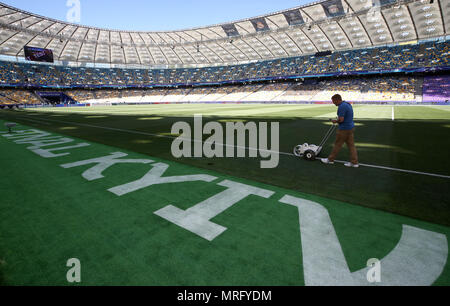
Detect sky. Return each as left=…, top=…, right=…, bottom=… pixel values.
left=2, top=0, right=312, bottom=32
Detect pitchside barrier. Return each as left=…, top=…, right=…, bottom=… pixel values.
left=105, top=101, right=449, bottom=106
left=1, top=101, right=449, bottom=110
left=14, top=103, right=91, bottom=109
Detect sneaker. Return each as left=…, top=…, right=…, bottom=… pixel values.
left=321, top=158, right=335, bottom=165
left=344, top=162, right=360, bottom=168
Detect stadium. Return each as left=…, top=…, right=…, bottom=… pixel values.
left=0, top=0, right=449, bottom=288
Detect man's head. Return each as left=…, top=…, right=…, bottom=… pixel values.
left=332, top=94, right=343, bottom=106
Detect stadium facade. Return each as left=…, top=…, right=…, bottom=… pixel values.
left=0, top=0, right=448, bottom=67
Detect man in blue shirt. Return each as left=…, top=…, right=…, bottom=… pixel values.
left=321, top=94, right=359, bottom=168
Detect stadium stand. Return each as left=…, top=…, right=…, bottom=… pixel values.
left=65, top=90, right=96, bottom=103
left=0, top=40, right=448, bottom=89
left=8, top=75, right=417, bottom=105
left=422, top=75, right=450, bottom=104
left=0, top=1, right=449, bottom=106
left=0, top=89, right=40, bottom=104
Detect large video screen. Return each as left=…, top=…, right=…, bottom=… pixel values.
left=24, top=46, right=54, bottom=63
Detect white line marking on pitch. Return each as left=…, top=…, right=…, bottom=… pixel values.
left=5, top=114, right=450, bottom=180
left=16, top=117, right=52, bottom=125
left=327, top=159, right=450, bottom=179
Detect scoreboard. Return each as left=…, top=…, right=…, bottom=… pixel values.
left=24, top=46, right=54, bottom=63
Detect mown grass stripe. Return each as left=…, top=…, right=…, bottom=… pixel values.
left=4, top=113, right=450, bottom=179
left=1, top=120, right=449, bottom=286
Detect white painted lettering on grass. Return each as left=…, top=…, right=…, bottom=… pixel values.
left=280, top=195, right=448, bottom=286
left=171, top=115, right=280, bottom=169
left=61, top=152, right=153, bottom=181
left=109, top=162, right=217, bottom=196
left=2, top=129, right=51, bottom=140
left=155, top=180, right=274, bottom=241
left=2, top=129, right=90, bottom=158
left=19, top=137, right=75, bottom=149
left=32, top=143, right=91, bottom=158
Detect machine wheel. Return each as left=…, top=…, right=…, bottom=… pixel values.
left=293, top=145, right=303, bottom=157
left=304, top=150, right=316, bottom=161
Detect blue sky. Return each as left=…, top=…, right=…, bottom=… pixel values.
left=2, top=0, right=311, bottom=31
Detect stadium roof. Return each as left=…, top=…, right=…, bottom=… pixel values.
left=0, top=0, right=448, bottom=68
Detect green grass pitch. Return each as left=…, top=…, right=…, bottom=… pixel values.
left=0, top=103, right=449, bottom=286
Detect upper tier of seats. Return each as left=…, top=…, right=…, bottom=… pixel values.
left=0, top=40, right=448, bottom=88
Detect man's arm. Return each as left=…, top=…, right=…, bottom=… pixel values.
left=333, top=105, right=347, bottom=124
left=332, top=117, right=345, bottom=124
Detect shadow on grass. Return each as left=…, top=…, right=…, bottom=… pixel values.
left=1, top=109, right=449, bottom=226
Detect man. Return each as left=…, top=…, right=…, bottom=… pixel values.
left=321, top=94, right=359, bottom=168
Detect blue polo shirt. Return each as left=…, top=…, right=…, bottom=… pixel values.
left=337, top=102, right=355, bottom=130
